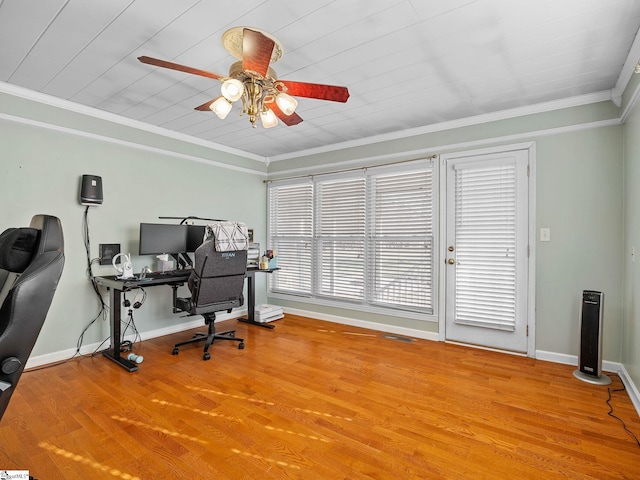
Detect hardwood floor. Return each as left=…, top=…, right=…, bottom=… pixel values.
left=1, top=314, right=639, bottom=479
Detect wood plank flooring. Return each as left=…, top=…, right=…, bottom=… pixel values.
left=1, top=314, right=639, bottom=479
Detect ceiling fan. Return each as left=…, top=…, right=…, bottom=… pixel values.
left=138, top=27, right=350, bottom=129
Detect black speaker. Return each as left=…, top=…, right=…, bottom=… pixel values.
left=573, top=290, right=611, bottom=385
left=80, top=174, right=103, bottom=206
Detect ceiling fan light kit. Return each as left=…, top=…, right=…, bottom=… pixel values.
left=210, top=97, right=233, bottom=119
left=260, top=108, right=279, bottom=129
left=276, top=92, right=298, bottom=116
left=220, top=78, right=244, bottom=102
left=138, top=27, right=349, bottom=129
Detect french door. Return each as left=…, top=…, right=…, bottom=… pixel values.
left=442, top=146, right=532, bottom=354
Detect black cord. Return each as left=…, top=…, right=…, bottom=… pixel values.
left=121, top=307, right=142, bottom=349
left=83, top=206, right=106, bottom=309
left=26, top=297, right=110, bottom=371
left=606, top=373, right=640, bottom=447
left=81, top=205, right=109, bottom=344
left=26, top=209, right=109, bottom=372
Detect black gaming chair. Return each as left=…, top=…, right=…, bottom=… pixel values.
left=172, top=236, right=247, bottom=360
left=0, top=215, right=65, bottom=421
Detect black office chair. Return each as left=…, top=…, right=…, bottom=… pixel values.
left=171, top=227, right=247, bottom=360
left=0, top=215, right=65, bottom=421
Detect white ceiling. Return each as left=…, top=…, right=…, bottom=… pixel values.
left=2, top=0, right=640, bottom=160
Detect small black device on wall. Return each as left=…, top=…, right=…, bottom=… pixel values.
left=80, top=174, right=103, bottom=206
left=99, top=243, right=121, bottom=266
left=572, top=290, right=611, bottom=385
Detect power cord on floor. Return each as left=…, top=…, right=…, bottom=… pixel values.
left=606, top=373, right=640, bottom=447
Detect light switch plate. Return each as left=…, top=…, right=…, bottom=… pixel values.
left=540, top=228, right=551, bottom=242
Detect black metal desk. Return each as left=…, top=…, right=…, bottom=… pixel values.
left=94, top=273, right=190, bottom=372
left=94, top=266, right=280, bottom=371
left=238, top=267, right=280, bottom=329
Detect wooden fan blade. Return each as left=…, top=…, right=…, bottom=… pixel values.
left=269, top=101, right=303, bottom=126
left=138, top=56, right=223, bottom=81
left=194, top=97, right=222, bottom=111
left=279, top=80, right=350, bottom=103
left=242, top=28, right=274, bottom=78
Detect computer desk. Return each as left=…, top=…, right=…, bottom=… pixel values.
left=94, top=266, right=279, bottom=372
left=238, top=267, right=279, bottom=330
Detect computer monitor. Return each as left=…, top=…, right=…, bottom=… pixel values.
left=138, top=223, right=188, bottom=255
left=185, top=225, right=207, bottom=252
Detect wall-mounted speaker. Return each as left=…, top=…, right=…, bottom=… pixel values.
left=573, top=290, right=611, bottom=385
left=80, top=174, right=103, bottom=206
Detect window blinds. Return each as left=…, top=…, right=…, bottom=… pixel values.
left=317, top=177, right=366, bottom=300
left=453, top=161, right=517, bottom=330
left=269, top=182, right=313, bottom=295
left=268, top=160, right=434, bottom=314
left=369, top=170, right=433, bottom=311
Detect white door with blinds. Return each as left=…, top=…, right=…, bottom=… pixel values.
left=443, top=148, right=530, bottom=353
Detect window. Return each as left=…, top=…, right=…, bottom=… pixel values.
left=268, top=159, right=435, bottom=315
left=268, top=180, right=313, bottom=295
left=317, top=175, right=366, bottom=301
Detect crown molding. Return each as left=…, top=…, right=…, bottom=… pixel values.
left=267, top=91, right=614, bottom=162
left=0, top=81, right=267, bottom=163
left=612, top=27, right=640, bottom=105
left=267, top=118, right=620, bottom=179
left=0, top=81, right=619, bottom=168
left=620, top=69, right=640, bottom=124
left=0, top=112, right=267, bottom=177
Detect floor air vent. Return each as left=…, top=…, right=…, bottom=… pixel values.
left=382, top=334, right=415, bottom=343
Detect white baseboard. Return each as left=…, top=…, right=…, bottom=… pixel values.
left=534, top=350, right=623, bottom=374
left=282, top=306, right=441, bottom=342
left=619, top=364, right=640, bottom=416
left=26, top=309, right=245, bottom=369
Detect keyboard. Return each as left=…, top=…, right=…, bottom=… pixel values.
left=144, top=270, right=190, bottom=280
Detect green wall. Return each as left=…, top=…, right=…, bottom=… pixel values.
left=267, top=108, right=625, bottom=363
left=0, top=85, right=632, bottom=376
left=623, top=101, right=640, bottom=390
left=535, top=128, right=623, bottom=358
left=0, top=96, right=268, bottom=359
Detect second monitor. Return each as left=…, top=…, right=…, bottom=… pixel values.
left=139, top=223, right=249, bottom=263
left=185, top=224, right=207, bottom=252
left=139, top=223, right=188, bottom=256
left=139, top=223, right=208, bottom=256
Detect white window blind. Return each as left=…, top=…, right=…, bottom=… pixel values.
left=268, top=182, right=313, bottom=295
left=454, top=161, right=517, bottom=330
left=368, top=169, right=433, bottom=311
left=316, top=177, right=366, bottom=300
left=268, top=160, right=434, bottom=315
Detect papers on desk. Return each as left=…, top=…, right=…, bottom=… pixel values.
left=255, top=304, right=284, bottom=323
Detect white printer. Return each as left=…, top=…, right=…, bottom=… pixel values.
left=254, top=304, right=284, bottom=323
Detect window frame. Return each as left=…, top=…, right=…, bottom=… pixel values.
left=267, top=159, right=438, bottom=322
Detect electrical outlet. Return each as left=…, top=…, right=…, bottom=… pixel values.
left=99, top=244, right=121, bottom=265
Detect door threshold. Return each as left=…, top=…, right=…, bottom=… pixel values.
left=445, top=340, right=528, bottom=357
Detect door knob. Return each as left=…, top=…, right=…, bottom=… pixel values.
left=447, top=258, right=455, bottom=265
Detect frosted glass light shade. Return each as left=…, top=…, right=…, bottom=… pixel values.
left=210, top=97, right=233, bottom=119
left=221, top=78, right=244, bottom=102
left=260, top=108, right=279, bottom=128
left=275, top=92, right=298, bottom=115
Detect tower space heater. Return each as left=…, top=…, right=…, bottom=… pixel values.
left=572, top=290, right=611, bottom=386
